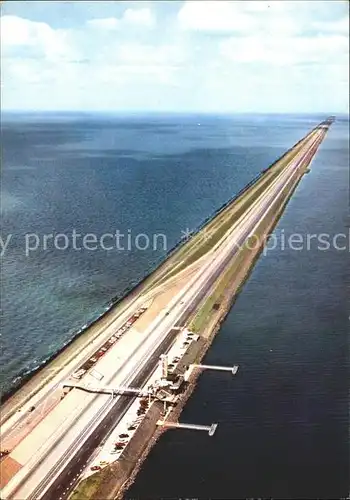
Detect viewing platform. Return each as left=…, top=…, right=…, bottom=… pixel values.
left=157, top=420, right=218, bottom=436
left=184, top=363, right=239, bottom=381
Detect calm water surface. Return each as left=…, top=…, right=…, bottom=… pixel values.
left=1, top=113, right=348, bottom=498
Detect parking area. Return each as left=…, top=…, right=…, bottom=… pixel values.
left=81, top=328, right=199, bottom=477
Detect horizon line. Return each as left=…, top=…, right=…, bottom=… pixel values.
left=1, top=110, right=347, bottom=116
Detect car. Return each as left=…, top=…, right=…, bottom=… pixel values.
left=127, top=425, right=136, bottom=431
left=72, top=368, right=86, bottom=379
left=114, top=440, right=126, bottom=446
left=28, top=406, right=35, bottom=412
left=90, top=465, right=101, bottom=471
left=119, top=433, right=129, bottom=439
left=100, top=460, right=109, bottom=465
left=114, top=444, right=124, bottom=450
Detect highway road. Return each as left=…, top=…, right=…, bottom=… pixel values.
left=1, top=122, right=330, bottom=500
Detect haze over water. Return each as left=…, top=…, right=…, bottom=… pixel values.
left=1, top=113, right=348, bottom=498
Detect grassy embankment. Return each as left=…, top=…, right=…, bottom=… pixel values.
left=69, top=470, right=109, bottom=500
left=189, top=144, right=313, bottom=334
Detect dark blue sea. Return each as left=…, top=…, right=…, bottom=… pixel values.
left=1, top=113, right=348, bottom=498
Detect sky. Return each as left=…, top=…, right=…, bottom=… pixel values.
left=1, top=1, right=349, bottom=113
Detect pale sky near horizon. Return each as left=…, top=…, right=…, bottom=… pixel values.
left=1, top=1, right=349, bottom=113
